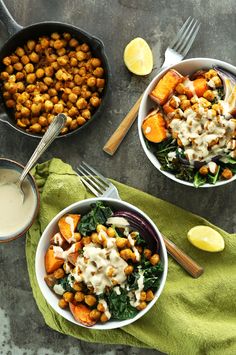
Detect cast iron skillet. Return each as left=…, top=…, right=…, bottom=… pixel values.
left=0, top=0, right=110, bottom=138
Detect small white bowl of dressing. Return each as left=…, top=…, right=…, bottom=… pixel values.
left=0, top=158, right=40, bottom=242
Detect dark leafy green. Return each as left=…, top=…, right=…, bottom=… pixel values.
left=77, top=201, right=112, bottom=235
left=135, top=233, right=147, bottom=247
left=105, top=288, right=138, bottom=320
left=58, top=276, right=75, bottom=292
left=194, top=172, right=207, bottom=188
left=128, top=261, right=164, bottom=292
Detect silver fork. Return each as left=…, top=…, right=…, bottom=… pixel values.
left=103, top=17, right=201, bottom=156
left=77, top=161, right=204, bottom=278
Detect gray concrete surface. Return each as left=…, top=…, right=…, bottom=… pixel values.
left=0, top=0, right=236, bottom=354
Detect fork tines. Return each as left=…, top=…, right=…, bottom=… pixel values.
left=77, top=161, right=109, bottom=197
left=170, top=17, right=201, bottom=57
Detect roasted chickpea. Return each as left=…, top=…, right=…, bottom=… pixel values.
left=38, top=116, right=48, bottom=126
left=54, top=103, right=64, bottom=114
left=100, top=314, right=109, bottom=323
left=96, top=224, right=107, bottom=233
left=180, top=99, right=191, bottom=111
left=69, top=119, right=78, bottom=131
left=93, top=67, right=104, bottom=78
left=40, top=37, right=50, bottom=49
left=5, top=99, right=15, bottom=108
left=36, top=68, right=45, bottom=79
left=137, top=302, right=147, bottom=310
left=29, top=123, right=41, bottom=133
left=146, top=290, right=155, bottom=302
left=44, top=77, right=53, bottom=86
left=15, top=72, right=24, bottom=81
left=84, top=295, right=97, bottom=307
left=54, top=39, right=65, bottom=50
left=31, top=102, right=42, bottom=115
left=77, top=116, right=86, bottom=125
left=3, top=56, right=11, bottom=66
left=25, top=63, right=34, bottom=73
left=3, top=91, right=11, bottom=100
left=76, top=51, right=87, bottom=61
left=48, top=88, right=57, bottom=97
left=150, top=254, right=160, bottom=265
left=6, top=65, right=13, bottom=74
left=96, top=78, right=105, bottom=88
left=199, top=165, right=209, bottom=175
left=203, top=90, right=215, bottom=102
left=27, top=40, right=36, bottom=51
left=17, top=119, right=26, bottom=128
left=69, top=38, right=79, bottom=47
left=15, top=47, right=25, bottom=57
left=21, top=55, right=30, bottom=65
left=57, top=55, right=69, bottom=66
left=91, top=232, right=101, bottom=244
left=74, top=291, right=85, bottom=302
left=63, top=32, right=71, bottom=41
left=82, top=236, right=92, bottom=245
left=107, top=227, right=115, bottom=238
left=63, top=291, right=74, bottom=303
left=90, top=309, right=101, bottom=321
left=51, top=96, right=59, bottom=104
left=76, top=97, right=87, bottom=110
left=140, top=291, right=147, bottom=301
left=86, top=76, right=96, bottom=87
left=68, top=92, right=77, bottom=103
left=51, top=32, right=60, bottom=40
left=221, top=168, right=233, bottom=180
left=29, top=52, right=39, bottom=63
left=97, top=302, right=105, bottom=312
left=81, top=109, right=91, bottom=120
left=58, top=298, right=68, bottom=309
left=124, top=265, right=134, bottom=275
left=116, top=237, right=127, bottom=249
left=205, top=69, right=218, bottom=80
left=91, top=58, right=102, bottom=68
left=70, top=57, right=78, bottom=66
left=120, top=249, right=134, bottom=261
left=21, top=106, right=31, bottom=117
left=65, top=116, right=72, bottom=127
left=53, top=268, right=65, bottom=279
left=26, top=73, right=36, bottom=84
left=106, top=266, right=115, bottom=278
left=1, top=71, right=9, bottom=80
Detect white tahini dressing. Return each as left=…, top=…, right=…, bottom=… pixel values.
left=0, top=168, right=37, bottom=237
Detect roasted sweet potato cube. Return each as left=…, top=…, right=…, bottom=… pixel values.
left=45, top=246, right=64, bottom=273
left=69, top=303, right=96, bottom=326
left=150, top=69, right=184, bottom=105
left=67, top=252, right=79, bottom=266
left=58, top=214, right=81, bottom=243
left=142, top=111, right=167, bottom=143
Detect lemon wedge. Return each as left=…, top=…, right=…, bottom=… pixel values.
left=187, top=225, right=225, bottom=252
left=124, top=37, right=153, bottom=76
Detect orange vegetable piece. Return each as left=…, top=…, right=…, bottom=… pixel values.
left=50, top=232, right=68, bottom=250
left=58, top=214, right=81, bottom=243
left=150, top=69, right=184, bottom=105
left=67, top=252, right=79, bottom=266
left=163, top=101, right=175, bottom=115
left=45, top=246, right=64, bottom=273
left=69, top=303, right=96, bottom=327
left=142, top=111, right=167, bottom=143
left=193, top=78, right=208, bottom=97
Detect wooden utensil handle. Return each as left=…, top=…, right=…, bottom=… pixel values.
left=163, top=237, right=204, bottom=278
left=103, top=94, right=143, bottom=155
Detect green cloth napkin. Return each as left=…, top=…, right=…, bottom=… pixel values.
left=26, top=158, right=236, bottom=355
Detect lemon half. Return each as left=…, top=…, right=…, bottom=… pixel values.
left=187, top=225, right=225, bottom=252
left=124, top=37, right=153, bottom=76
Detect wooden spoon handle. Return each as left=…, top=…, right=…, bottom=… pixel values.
left=163, top=236, right=204, bottom=278
left=103, top=94, right=143, bottom=155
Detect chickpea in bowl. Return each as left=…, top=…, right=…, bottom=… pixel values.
left=0, top=32, right=106, bottom=136
left=35, top=198, right=167, bottom=330
left=138, top=58, right=236, bottom=188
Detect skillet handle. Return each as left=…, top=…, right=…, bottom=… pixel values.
left=0, top=0, right=22, bottom=37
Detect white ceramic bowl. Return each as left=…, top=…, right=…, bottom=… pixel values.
left=35, top=197, right=168, bottom=330
left=138, top=57, right=236, bottom=188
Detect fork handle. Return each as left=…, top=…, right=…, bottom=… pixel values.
left=103, top=94, right=143, bottom=155
left=163, top=236, right=204, bottom=278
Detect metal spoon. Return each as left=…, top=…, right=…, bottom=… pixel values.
left=16, top=113, right=67, bottom=202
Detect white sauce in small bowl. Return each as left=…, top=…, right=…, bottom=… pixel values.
left=0, top=168, right=38, bottom=238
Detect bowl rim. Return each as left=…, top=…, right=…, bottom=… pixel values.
left=138, top=57, right=236, bottom=188
left=35, top=197, right=168, bottom=330
left=0, top=158, right=40, bottom=242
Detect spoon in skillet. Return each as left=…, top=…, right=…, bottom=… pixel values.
left=14, top=113, right=66, bottom=202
